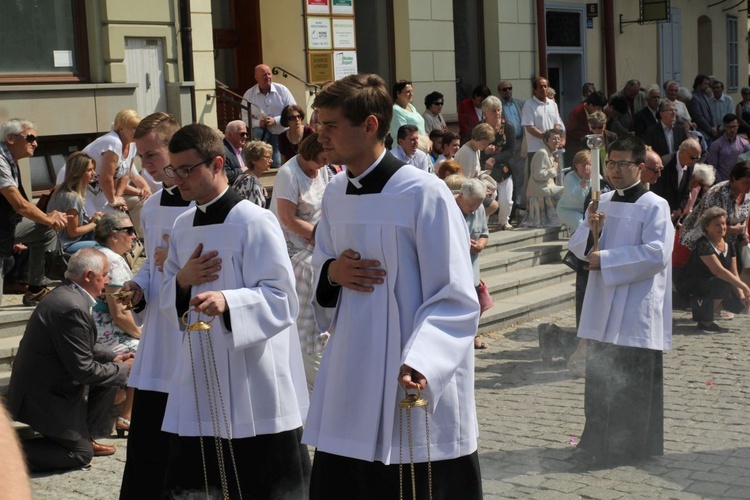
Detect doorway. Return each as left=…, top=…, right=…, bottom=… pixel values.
left=211, top=0, right=263, bottom=131
left=124, top=38, right=167, bottom=117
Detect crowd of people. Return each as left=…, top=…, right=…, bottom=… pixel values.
left=2, top=64, right=750, bottom=497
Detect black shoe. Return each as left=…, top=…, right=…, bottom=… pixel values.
left=566, top=448, right=599, bottom=472
left=697, top=322, right=729, bottom=333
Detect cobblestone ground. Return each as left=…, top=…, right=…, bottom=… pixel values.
left=29, top=307, right=750, bottom=499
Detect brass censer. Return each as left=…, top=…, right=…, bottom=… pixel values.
left=182, top=308, right=242, bottom=500
left=398, top=387, right=432, bottom=500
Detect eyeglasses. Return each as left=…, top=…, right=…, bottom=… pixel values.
left=163, top=159, right=209, bottom=179
left=590, top=126, right=604, bottom=131
left=239, top=132, right=248, bottom=137
left=433, top=102, right=444, bottom=106
left=605, top=160, right=639, bottom=170
left=287, top=115, right=302, bottom=120
left=16, top=133, right=38, bottom=144
left=115, top=226, right=136, bottom=236
left=688, top=155, right=701, bottom=161
left=645, top=166, right=663, bottom=173
left=499, top=87, right=512, bottom=92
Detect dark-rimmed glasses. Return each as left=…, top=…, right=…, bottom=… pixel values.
left=605, top=160, right=639, bottom=170
left=164, top=159, right=209, bottom=179
left=499, top=87, right=513, bottom=92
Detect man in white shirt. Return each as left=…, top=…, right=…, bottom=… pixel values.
left=664, top=81, right=692, bottom=125
left=520, top=77, right=565, bottom=207
left=241, top=64, right=296, bottom=167
left=391, top=124, right=433, bottom=173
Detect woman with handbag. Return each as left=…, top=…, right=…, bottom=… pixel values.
left=47, top=152, right=103, bottom=253
left=683, top=207, right=750, bottom=331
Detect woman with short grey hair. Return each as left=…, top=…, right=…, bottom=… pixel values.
left=480, top=96, right=515, bottom=229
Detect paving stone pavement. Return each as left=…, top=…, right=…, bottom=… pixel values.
left=27, top=307, right=750, bottom=499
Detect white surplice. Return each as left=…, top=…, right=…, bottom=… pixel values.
left=159, top=201, right=308, bottom=439
left=128, top=188, right=192, bottom=393
left=303, top=165, right=481, bottom=464
left=568, top=190, right=674, bottom=351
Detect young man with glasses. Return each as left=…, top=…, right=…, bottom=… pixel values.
left=568, top=136, right=673, bottom=471
left=221, top=120, right=248, bottom=185
left=0, top=119, right=68, bottom=306
left=156, top=123, right=309, bottom=498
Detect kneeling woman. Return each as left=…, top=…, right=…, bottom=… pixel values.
left=685, top=207, right=750, bottom=332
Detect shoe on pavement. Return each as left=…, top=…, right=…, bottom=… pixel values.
left=697, top=322, right=729, bottom=333
left=501, top=223, right=514, bottom=230
left=22, top=287, right=50, bottom=307
left=91, top=440, right=116, bottom=457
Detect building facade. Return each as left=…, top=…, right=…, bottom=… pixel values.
left=1, top=0, right=746, bottom=193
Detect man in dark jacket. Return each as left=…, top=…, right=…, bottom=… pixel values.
left=8, top=248, right=132, bottom=471
left=222, top=119, right=248, bottom=184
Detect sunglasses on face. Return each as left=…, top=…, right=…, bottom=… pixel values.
left=499, top=87, right=512, bottom=92
left=17, top=133, right=38, bottom=144
left=433, top=102, right=444, bottom=106
left=115, top=226, right=136, bottom=236
left=239, top=132, right=248, bottom=137
left=288, top=115, right=302, bottom=120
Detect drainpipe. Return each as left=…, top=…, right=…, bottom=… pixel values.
left=178, top=0, right=197, bottom=123
left=603, top=0, right=617, bottom=96
left=536, top=0, right=548, bottom=77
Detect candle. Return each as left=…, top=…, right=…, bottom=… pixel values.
left=591, top=149, right=600, bottom=193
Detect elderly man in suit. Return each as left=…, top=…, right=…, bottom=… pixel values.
left=644, top=100, right=688, bottom=158
left=222, top=119, right=248, bottom=185
left=634, top=85, right=661, bottom=139
left=652, top=138, right=702, bottom=223
left=7, top=248, right=133, bottom=472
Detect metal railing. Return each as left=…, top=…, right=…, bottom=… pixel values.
left=271, top=66, right=320, bottom=94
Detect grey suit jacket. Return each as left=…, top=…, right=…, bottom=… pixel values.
left=8, top=281, right=128, bottom=441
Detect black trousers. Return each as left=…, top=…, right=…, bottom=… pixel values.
left=120, top=389, right=173, bottom=500
left=22, top=384, right=116, bottom=472
left=162, top=427, right=310, bottom=500
left=310, top=450, right=483, bottom=500
left=579, top=341, right=664, bottom=463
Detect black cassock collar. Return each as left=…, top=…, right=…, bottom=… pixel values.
left=612, top=182, right=648, bottom=203
left=193, top=188, right=242, bottom=226
left=346, top=151, right=405, bottom=195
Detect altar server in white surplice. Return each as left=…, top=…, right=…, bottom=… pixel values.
left=157, top=123, right=310, bottom=499
left=568, top=136, right=674, bottom=471
left=304, top=74, right=483, bottom=499
left=117, top=113, right=193, bottom=499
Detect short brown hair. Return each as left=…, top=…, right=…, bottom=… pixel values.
left=313, top=73, right=393, bottom=141
left=298, top=132, right=324, bottom=161
left=168, top=123, right=224, bottom=162
left=134, top=112, right=180, bottom=146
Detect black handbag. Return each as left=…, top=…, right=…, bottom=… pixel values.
left=44, top=240, right=70, bottom=281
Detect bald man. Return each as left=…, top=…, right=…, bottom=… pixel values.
left=240, top=64, right=297, bottom=167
